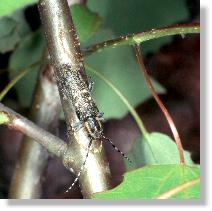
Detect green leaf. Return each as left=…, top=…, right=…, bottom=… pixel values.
left=125, top=132, right=194, bottom=171
left=10, top=9, right=31, bottom=37
left=85, top=29, right=164, bottom=119
left=71, top=4, right=101, bottom=43
left=0, top=0, right=37, bottom=18
left=94, top=164, right=200, bottom=199
left=88, top=0, right=189, bottom=54
left=0, top=17, right=20, bottom=53
left=9, top=30, right=44, bottom=107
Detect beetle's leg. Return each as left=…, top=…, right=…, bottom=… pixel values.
left=72, top=121, right=83, bottom=132
left=97, top=112, right=104, bottom=121
left=88, top=77, right=94, bottom=92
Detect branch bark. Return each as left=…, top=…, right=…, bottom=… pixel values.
left=9, top=62, right=61, bottom=199
left=38, top=0, right=112, bottom=198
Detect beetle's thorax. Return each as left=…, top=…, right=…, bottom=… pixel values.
left=84, top=116, right=103, bottom=139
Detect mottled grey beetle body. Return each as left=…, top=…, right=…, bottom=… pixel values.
left=58, top=64, right=104, bottom=139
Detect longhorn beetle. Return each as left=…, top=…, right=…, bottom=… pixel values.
left=60, top=64, right=132, bottom=192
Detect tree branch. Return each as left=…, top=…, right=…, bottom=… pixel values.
left=38, top=0, right=112, bottom=198
left=9, top=61, right=61, bottom=199
left=0, top=103, right=67, bottom=158
left=83, top=23, right=200, bottom=55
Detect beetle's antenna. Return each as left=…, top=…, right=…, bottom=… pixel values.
left=102, top=136, right=132, bottom=163
left=65, top=139, right=93, bottom=192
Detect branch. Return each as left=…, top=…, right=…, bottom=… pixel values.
left=38, top=0, right=111, bottom=198
left=9, top=62, right=61, bottom=199
left=134, top=44, right=185, bottom=164
left=83, top=23, right=200, bottom=55
left=0, top=103, right=67, bottom=158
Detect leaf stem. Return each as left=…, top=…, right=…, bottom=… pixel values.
left=134, top=44, right=185, bottom=165
left=0, top=61, right=41, bottom=101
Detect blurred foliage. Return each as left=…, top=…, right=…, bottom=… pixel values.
left=71, top=4, right=101, bottom=43
left=94, top=164, right=200, bottom=199
left=10, top=9, right=31, bottom=37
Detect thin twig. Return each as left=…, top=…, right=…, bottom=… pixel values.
left=83, top=24, right=200, bottom=55
left=134, top=44, right=185, bottom=164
